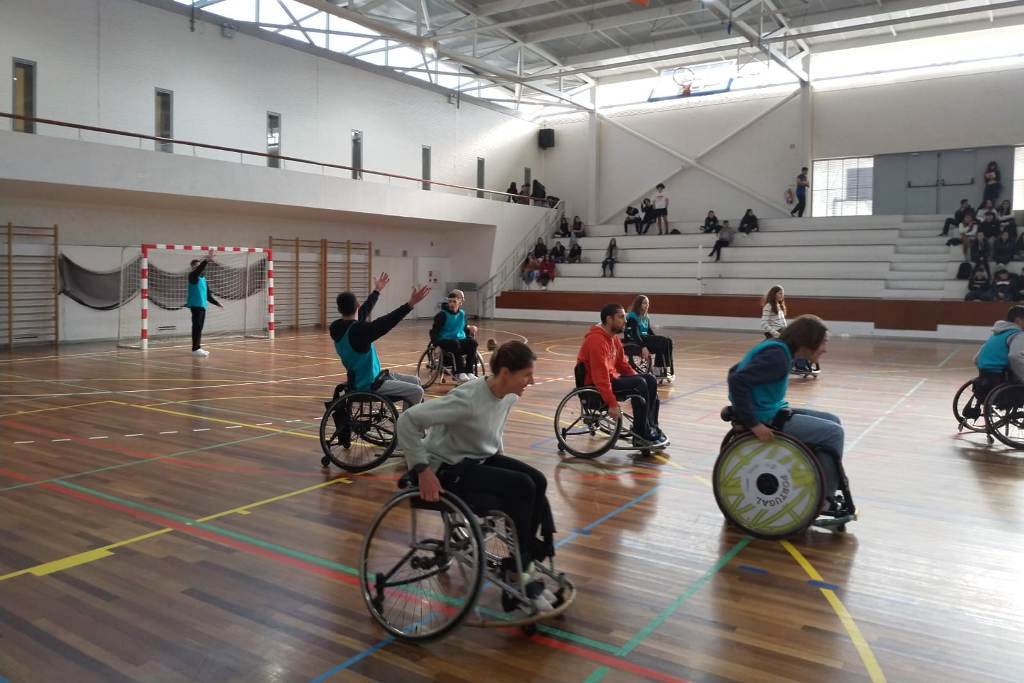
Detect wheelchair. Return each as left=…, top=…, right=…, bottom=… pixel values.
left=552, top=362, right=669, bottom=459
left=623, top=339, right=675, bottom=384
left=953, top=375, right=997, bottom=433
left=359, top=472, right=577, bottom=641
left=319, top=382, right=400, bottom=473
left=416, top=340, right=486, bottom=389
left=982, top=381, right=1024, bottom=449
left=713, top=406, right=856, bottom=539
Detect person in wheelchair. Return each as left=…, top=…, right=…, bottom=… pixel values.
left=625, top=295, right=675, bottom=380
left=397, top=341, right=558, bottom=612
left=430, top=290, right=480, bottom=384
left=971, top=305, right=1024, bottom=398
left=330, top=273, right=432, bottom=410
left=727, top=314, right=849, bottom=515
left=578, top=303, right=667, bottom=447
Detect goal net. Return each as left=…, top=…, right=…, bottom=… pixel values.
left=117, top=244, right=275, bottom=350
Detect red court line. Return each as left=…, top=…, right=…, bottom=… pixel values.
left=529, top=634, right=693, bottom=683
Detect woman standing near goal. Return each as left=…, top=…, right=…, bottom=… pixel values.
left=188, top=249, right=223, bottom=357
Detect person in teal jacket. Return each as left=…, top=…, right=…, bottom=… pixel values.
left=971, top=305, right=1024, bottom=398
left=430, top=291, right=479, bottom=383
left=727, top=315, right=843, bottom=501
left=188, top=250, right=223, bottom=358
left=625, top=294, right=674, bottom=379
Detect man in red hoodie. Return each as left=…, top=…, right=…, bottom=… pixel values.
left=577, top=303, right=666, bottom=446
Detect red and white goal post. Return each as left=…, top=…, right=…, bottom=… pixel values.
left=117, top=243, right=275, bottom=350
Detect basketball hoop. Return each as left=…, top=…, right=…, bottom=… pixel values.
left=672, top=66, right=696, bottom=97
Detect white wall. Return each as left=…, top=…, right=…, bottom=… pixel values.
left=542, top=67, right=1024, bottom=226
left=0, top=0, right=541, bottom=194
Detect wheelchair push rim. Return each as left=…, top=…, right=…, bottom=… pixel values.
left=360, top=489, right=485, bottom=641
left=984, top=383, right=1024, bottom=449
left=320, top=391, right=399, bottom=473
left=713, top=432, right=824, bottom=539
left=554, top=387, right=622, bottom=459
left=952, top=379, right=986, bottom=433
left=416, top=346, right=443, bottom=388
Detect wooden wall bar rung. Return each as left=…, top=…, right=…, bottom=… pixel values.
left=1, top=223, right=59, bottom=348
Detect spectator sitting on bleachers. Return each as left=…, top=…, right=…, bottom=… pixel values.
left=701, top=211, right=720, bottom=234
left=1015, top=267, right=1024, bottom=301
left=708, top=221, right=736, bottom=262
left=997, top=200, right=1017, bottom=239
left=624, top=205, right=643, bottom=234
left=521, top=254, right=541, bottom=286
left=640, top=199, right=656, bottom=235
left=980, top=211, right=1002, bottom=252
left=940, top=199, right=973, bottom=237
left=567, top=241, right=582, bottom=264
left=994, top=230, right=1015, bottom=267
left=977, top=199, right=996, bottom=219
left=532, top=237, right=548, bottom=260
left=538, top=256, right=557, bottom=290
left=556, top=215, right=570, bottom=237
left=550, top=241, right=567, bottom=263
left=739, top=209, right=759, bottom=234
left=965, top=262, right=993, bottom=301
left=993, top=267, right=1017, bottom=302
left=959, top=215, right=979, bottom=262
left=601, top=238, right=618, bottom=278
left=571, top=216, right=586, bottom=238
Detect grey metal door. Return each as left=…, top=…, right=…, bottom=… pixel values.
left=871, top=154, right=907, bottom=215
left=906, top=152, right=939, bottom=214
left=938, top=150, right=977, bottom=215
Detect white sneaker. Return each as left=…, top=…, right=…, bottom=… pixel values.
left=456, top=373, right=472, bottom=383
left=192, top=348, right=209, bottom=358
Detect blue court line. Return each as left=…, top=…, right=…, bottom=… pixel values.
left=808, top=579, right=841, bottom=591
left=739, top=565, right=844, bottom=592
left=660, top=380, right=726, bottom=404
left=309, top=637, right=394, bottom=683
left=311, top=482, right=664, bottom=680
left=738, top=564, right=769, bottom=575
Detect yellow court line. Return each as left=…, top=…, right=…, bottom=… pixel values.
left=0, top=400, right=118, bottom=418
left=126, top=403, right=319, bottom=440
left=0, top=477, right=352, bottom=582
left=780, top=540, right=887, bottom=683
left=147, top=395, right=325, bottom=407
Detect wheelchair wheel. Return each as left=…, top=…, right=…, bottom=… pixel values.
left=319, top=391, right=399, bottom=472
left=553, top=387, right=621, bottom=459
left=713, top=432, right=824, bottom=539
left=984, top=384, right=1024, bottom=449
left=952, top=379, right=986, bottom=433
left=360, top=489, right=485, bottom=641
left=416, top=346, right=443, bottom=388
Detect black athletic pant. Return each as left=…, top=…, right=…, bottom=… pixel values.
left=624, top=217, right=642, bottom=234
left=439, top=454, right=551, bottom=568
left=437, top=338, right=478, bottom=374
left=708, top=239, right=729, bottom=261
left=791, top=194, right=806, bottom=217
left=640, top=334, right=673, bottom=370
left=190, top=306, right=206, bottom=351
left=611, top=373, right=660, bottom=438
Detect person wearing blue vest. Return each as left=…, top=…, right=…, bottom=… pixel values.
left=430, top=291, right=479, bottom=383
left=625, top=295, right=674, bottom=379
left=188, top=251, right=223, bottom=358
left=971, top=305, right=1024, bottom=398
left=329, top=273, right=432, bottom=410
left=728, top=314, right=844, bottom=502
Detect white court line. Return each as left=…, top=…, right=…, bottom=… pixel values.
left=51, top=438, right=71, bottom=442
left=13, top=441, right=34, bottom=445
left=192, top=428, right=211, bottom=432
left=848, top=378, right=928, bottom=452
left=0, top=372, right=347, bottom=398
left=937, top=349, right=958, bottom=368
left=88, top=436, right=109, bottom=440
left=225, top=425, right=243, bottom=429
left=124, top=433, right=144, bottom=438
left=256, top=422, right=273, bottom=426
left=159, top=431, right=178, bottom=435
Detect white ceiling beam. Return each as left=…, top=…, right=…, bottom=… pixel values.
left=474, top=0, right=561, bottom=18
left=521, top=2, right=706, bottom=43
left=276, top=0, right=317, bottom=45
left=703, top=0, right=808, bottom=83
left=434, top=0, right=624, bottom=38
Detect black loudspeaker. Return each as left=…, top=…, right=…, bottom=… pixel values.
left=538, top=128, right=555, bottom=149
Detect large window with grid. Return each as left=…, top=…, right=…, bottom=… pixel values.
left=811, top=157, right=874, bottom=217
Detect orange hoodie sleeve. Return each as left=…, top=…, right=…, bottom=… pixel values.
left=613, top=336, right=636, bottom=377
left=583, top=334, right=619, bottom=409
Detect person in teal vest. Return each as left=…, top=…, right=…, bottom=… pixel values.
left=430, top=290, right=479, bottom=383
left=727, top=315, right=844, bottom=501
left=625, top=294, right=674, bottom=379
left=972, top=305, right=1024, bottom=397
left=188, top=250, right=223, bottom=358
left=330, top=273, right=432, bottom=410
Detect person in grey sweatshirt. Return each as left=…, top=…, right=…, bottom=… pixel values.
left=397, top=340, right=557, bottom=608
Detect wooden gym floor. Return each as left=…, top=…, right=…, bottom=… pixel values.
left=1, top=320, right=1022, bottom=683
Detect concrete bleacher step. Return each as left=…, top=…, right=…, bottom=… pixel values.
left=558, top=260, right=892, bottom=279
left=541, top=275, right=887, bottom=297
left=585, top=215, right=913, bottom=239
left=889, top=262, right=948, bottom=272
left=895, top=245, right=949, bottom=255
left=578, top=244, right=896, bottom=263
left=885, top=280, right=945, bottom=290
left=574, top=229, right=900, bottom=251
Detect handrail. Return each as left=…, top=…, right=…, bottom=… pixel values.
left=478, top=200, right=564, bottom=318
left=0, top=112, right=521, bottom=201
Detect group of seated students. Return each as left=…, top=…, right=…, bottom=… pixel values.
left=701, top=209, right=760, bottom=235
left=554, top=214, right=587, bottom=240
left=946, top=198, right=1018, bottom=264
left=622, top=185, right=670, bottom=235
left=506, top=179, right=559, bottom=207
left=329, top=273, right=847, bottom=613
